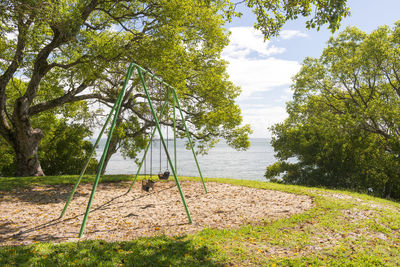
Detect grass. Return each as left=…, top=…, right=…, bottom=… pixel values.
left=1, top=175, right=400, bottom=266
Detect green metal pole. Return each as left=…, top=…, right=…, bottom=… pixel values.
left=60, top=91, right=123, bottom=218
left=78, top=63, right=135, bottom=237
left=137, top=67, right=192, bottom=224
left=131, top=63, right=206, bottom=194
left=127, top=128, right=152, bottom=192
left=173, top=92, right=177, bottom=173
left=127, top=90, right=172, bottom=193
left=172, top=89, right=207, bottom=194
left=132, top=63, right=172, bottom=91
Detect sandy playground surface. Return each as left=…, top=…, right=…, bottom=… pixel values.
left=0, top=181, right=313, bottom=246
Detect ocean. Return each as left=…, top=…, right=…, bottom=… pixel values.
left=95, top=138, right=276, bottom=181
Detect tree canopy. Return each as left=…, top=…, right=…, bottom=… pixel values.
left=0, top=0, right=350, bottom=176
left=266, top=22, right=400, bottom=199
left=244, top=0, right=350, bottom=39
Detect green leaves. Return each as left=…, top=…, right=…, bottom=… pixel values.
left=0, top=0, right=255, bottom=176
left=38, top=120, right=98, bottom=176
left=244, top=0, right=350, bottom=39
left=267, top=22, right=400, bottom=199
left=1, top=0, right=351, bottom=175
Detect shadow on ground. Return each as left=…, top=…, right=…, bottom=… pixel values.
left=0, top=176, right=134, bottom=205
left=0, top=184, right=190, bottom=245
left=1, top=184, right=88, bottom=204
left=0, top=175, right=133, bottom=202
left=0, top=236, right=224, bottom=267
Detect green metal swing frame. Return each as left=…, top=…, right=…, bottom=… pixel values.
left=60, top=63, right=207, bottom=238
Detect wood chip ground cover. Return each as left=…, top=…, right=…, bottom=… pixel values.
left=0, top=181, right=313, bottom=246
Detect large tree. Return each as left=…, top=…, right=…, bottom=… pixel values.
left=0, top=0, right=349, bottom=176
left=266, top=23, right=400, bottom=199
left=0, top=77, right=99, bottom=176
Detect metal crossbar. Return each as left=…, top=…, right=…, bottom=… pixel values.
left=60, top=62, right=207, bottom=237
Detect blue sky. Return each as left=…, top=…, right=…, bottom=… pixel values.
left=223, top=0, right=400, bottom=138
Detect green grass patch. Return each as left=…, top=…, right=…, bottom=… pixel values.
left=1, top=175, right=400, bottom=266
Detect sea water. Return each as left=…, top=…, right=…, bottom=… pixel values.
left=95, top=138, right=276, bottom=181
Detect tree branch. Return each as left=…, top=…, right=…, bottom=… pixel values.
left=29, top=85, right=101, bottom=115
left=94, top=6, right=146, bottom=35
left=23, top=0, right=99, bottom=104
left=384, top=71, right=400, bottom=97
left=0, top=12, right=34, bottom=137
left=48, top=55, right=89, bottom=70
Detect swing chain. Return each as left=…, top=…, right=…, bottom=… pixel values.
left=158, top=85, right=170, bottom=180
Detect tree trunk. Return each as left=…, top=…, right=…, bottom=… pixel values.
left=99, top=115, right=148, bottom=175
left=14, top=135, right=44, bottom=176
left=98, top=111, right=126, bottom=175
left=385, top=182, right=393, bottom=199
left=12, top=97, right=45, bottom=176
left=99, top=132, right=118, bottom=175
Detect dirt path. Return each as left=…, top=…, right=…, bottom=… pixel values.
left=0, top=181, right=313, bottom=246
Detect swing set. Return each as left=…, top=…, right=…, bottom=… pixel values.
left=140, top=124, right=170, bottom=192
left=59, top=63, right=207, bottom=238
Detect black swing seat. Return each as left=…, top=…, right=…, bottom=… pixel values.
left=142, top=179, right=155, bottom=192
left=158, top=171, right=170, bottom=180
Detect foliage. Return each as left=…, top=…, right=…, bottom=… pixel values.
left=0, top=0, right=350, bottom=176
left=0, top=78, right=98, bottom=176
left=244, top=0, right=350, bottom=39
left=38, top=121, right=98, bottom=176
left=116, top=115, right=146, bottom=161
left=266, top=23, right=400, bottom=199
left=0, top=118, right=98, bottom=176
left=1, top=177, right=400, bottom=266
left=0, top=137, right=15, bottom=176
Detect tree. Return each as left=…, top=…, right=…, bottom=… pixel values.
left=266, top=23, right=400, bottom=199
left=242, top=0, right=350, bottom=39
left=0, top=86, right=98, bottom=176
left=99, top=110, right=147, bottom=175
left=0, top=116, right=99, bottom=177
left=39, top=120, right=98, bottom=176
left=0, top=0, right=349, bottom=176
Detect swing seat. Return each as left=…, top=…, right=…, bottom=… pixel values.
left=142, top=179, right=155, bottom=192
left=158, top=171, right=170, bottom=180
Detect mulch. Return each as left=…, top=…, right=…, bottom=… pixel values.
left=0, top=181, right=313, bottom=246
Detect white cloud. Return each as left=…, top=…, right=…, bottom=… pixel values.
left=223, top=27, right=285, bottom=59
left=226, top=57, right=300, bottom=98
left=242, top=106, right=289, bottom=138
left=223, top=27, right=302, bottom=137
left=279, top=30, right=308, bottom=40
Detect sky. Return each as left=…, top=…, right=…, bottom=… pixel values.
left=223, top=0, right=400, bottom=138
